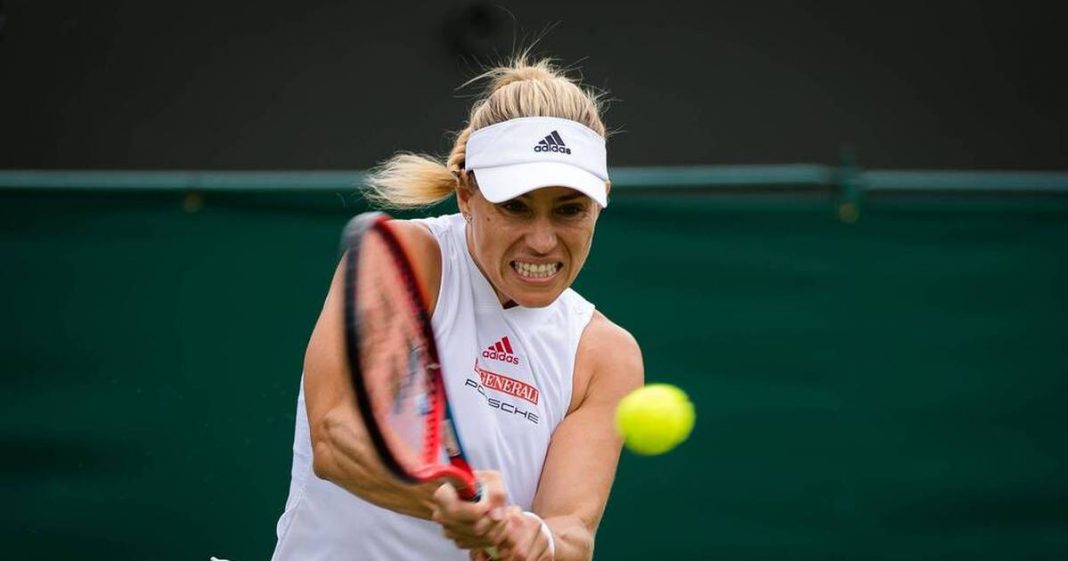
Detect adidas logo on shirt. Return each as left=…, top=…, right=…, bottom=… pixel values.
left=533, top=130, right=572, bottom=154
left=482, top=336, right=521, bottom=365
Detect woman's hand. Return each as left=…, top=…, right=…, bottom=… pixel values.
left=431, top=470, right=509, bottom=549
left=470, top=508, right=556, bottom=561
left=431, top=470, right=555, bottom=561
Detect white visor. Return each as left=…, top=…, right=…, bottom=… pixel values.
left=465, top=116, right=609, bottom=207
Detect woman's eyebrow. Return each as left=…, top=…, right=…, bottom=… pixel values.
left=513, top=192, right=587, bottom=203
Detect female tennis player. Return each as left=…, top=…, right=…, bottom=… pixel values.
left=272, top=55, right=644, bottom=561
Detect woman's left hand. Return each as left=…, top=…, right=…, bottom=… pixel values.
left=430, top=470, right=554, bottom=560
left=469, top=508, right=555, bottom=561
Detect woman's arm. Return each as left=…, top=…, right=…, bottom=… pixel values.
left=527, top=313, right=644, bottom=560
left=434, top=312, right=644, bottom=560
left=303, top=219, right=443, bottom=518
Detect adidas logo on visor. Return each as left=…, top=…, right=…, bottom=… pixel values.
left=533, top=130, right=572, bottom=155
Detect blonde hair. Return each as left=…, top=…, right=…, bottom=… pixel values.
left=363, top=55, right=607, bottom=209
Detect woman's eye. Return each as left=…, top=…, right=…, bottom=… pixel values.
left=557, top=204, right=586, bottom=216
left=501, top=201, right=527, bottom=213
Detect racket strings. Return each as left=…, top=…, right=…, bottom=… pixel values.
left=356, top=229, right=443, bottom=473
left=372, top=228, right=447, bottom=467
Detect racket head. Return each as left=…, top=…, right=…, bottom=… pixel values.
left=340, top=212, right=480, bottom=499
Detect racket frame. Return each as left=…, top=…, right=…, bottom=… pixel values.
left=341, top=212, right=481, bottom=500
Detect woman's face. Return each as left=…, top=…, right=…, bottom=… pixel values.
left=458, top=182, right=607, bottom=308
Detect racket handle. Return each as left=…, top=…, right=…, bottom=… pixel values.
left=460, top=479, right=483, bottom=502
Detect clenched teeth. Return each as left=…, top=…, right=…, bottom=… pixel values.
left=512, top=261, right=560, bottom=279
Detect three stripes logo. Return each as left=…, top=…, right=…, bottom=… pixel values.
left=533, top=130, right=572, bottom=155
left=482, top=336, right=521, bottom=365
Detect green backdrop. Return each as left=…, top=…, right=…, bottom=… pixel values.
left=3, top=189, right=1067, bottom=560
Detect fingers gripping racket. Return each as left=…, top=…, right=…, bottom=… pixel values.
left=339, top=212, right=483, bottom=501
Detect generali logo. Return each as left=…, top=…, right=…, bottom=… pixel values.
left=482, top=336, right=520, bottom=365
left=473, top=360, right=539, bottom=405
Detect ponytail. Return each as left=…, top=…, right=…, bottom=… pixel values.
left=363, top=53, right=606, bottom=209
left=362, top=153, right=457, bottom=209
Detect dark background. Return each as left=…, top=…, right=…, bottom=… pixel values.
left=1, top=0, right=1064, bottom=170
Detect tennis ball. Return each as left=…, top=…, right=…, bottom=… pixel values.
left=615, top=384, right=695, bottom=455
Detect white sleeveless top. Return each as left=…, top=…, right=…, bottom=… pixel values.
left=272, top=213, right=595, bottom=561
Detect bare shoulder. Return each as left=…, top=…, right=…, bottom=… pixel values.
left=386, top=218, right=443, bottom=313
left=580, top=311, right=642, bottom=365
left=570, top=310, right=645, bottom=413
left=386, top=218, right=439, bottom=260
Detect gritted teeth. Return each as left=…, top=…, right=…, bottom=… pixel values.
left=511, top=260, right=561, bottom=279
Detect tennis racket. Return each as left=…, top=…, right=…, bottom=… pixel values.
left=339, top=211, right=483, bottom=500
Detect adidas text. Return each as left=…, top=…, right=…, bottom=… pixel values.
left=482, top=349, right=520, bottom=365
left=534, top=144, right=571, bottom=154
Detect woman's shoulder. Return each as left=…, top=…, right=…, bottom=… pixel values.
left=568, top=310, right=644, bottom=413
left=387, top=218, right=446, bottom=312
left=387, top=218, right=443, bottom=262
left=581, top=311, right=642, bottom=368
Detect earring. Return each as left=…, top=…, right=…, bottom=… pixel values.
left=463, top=213, right=472, bottom=223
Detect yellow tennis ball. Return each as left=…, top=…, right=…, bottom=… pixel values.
left=615, top=384, right=695, bottom=455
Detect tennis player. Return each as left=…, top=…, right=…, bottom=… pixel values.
left=272, top=56, right=644, bottom=561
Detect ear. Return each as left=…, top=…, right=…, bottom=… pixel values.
left=456, top=171, right=475, bottom=215
left=605, top=180, right=612, bottom=197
